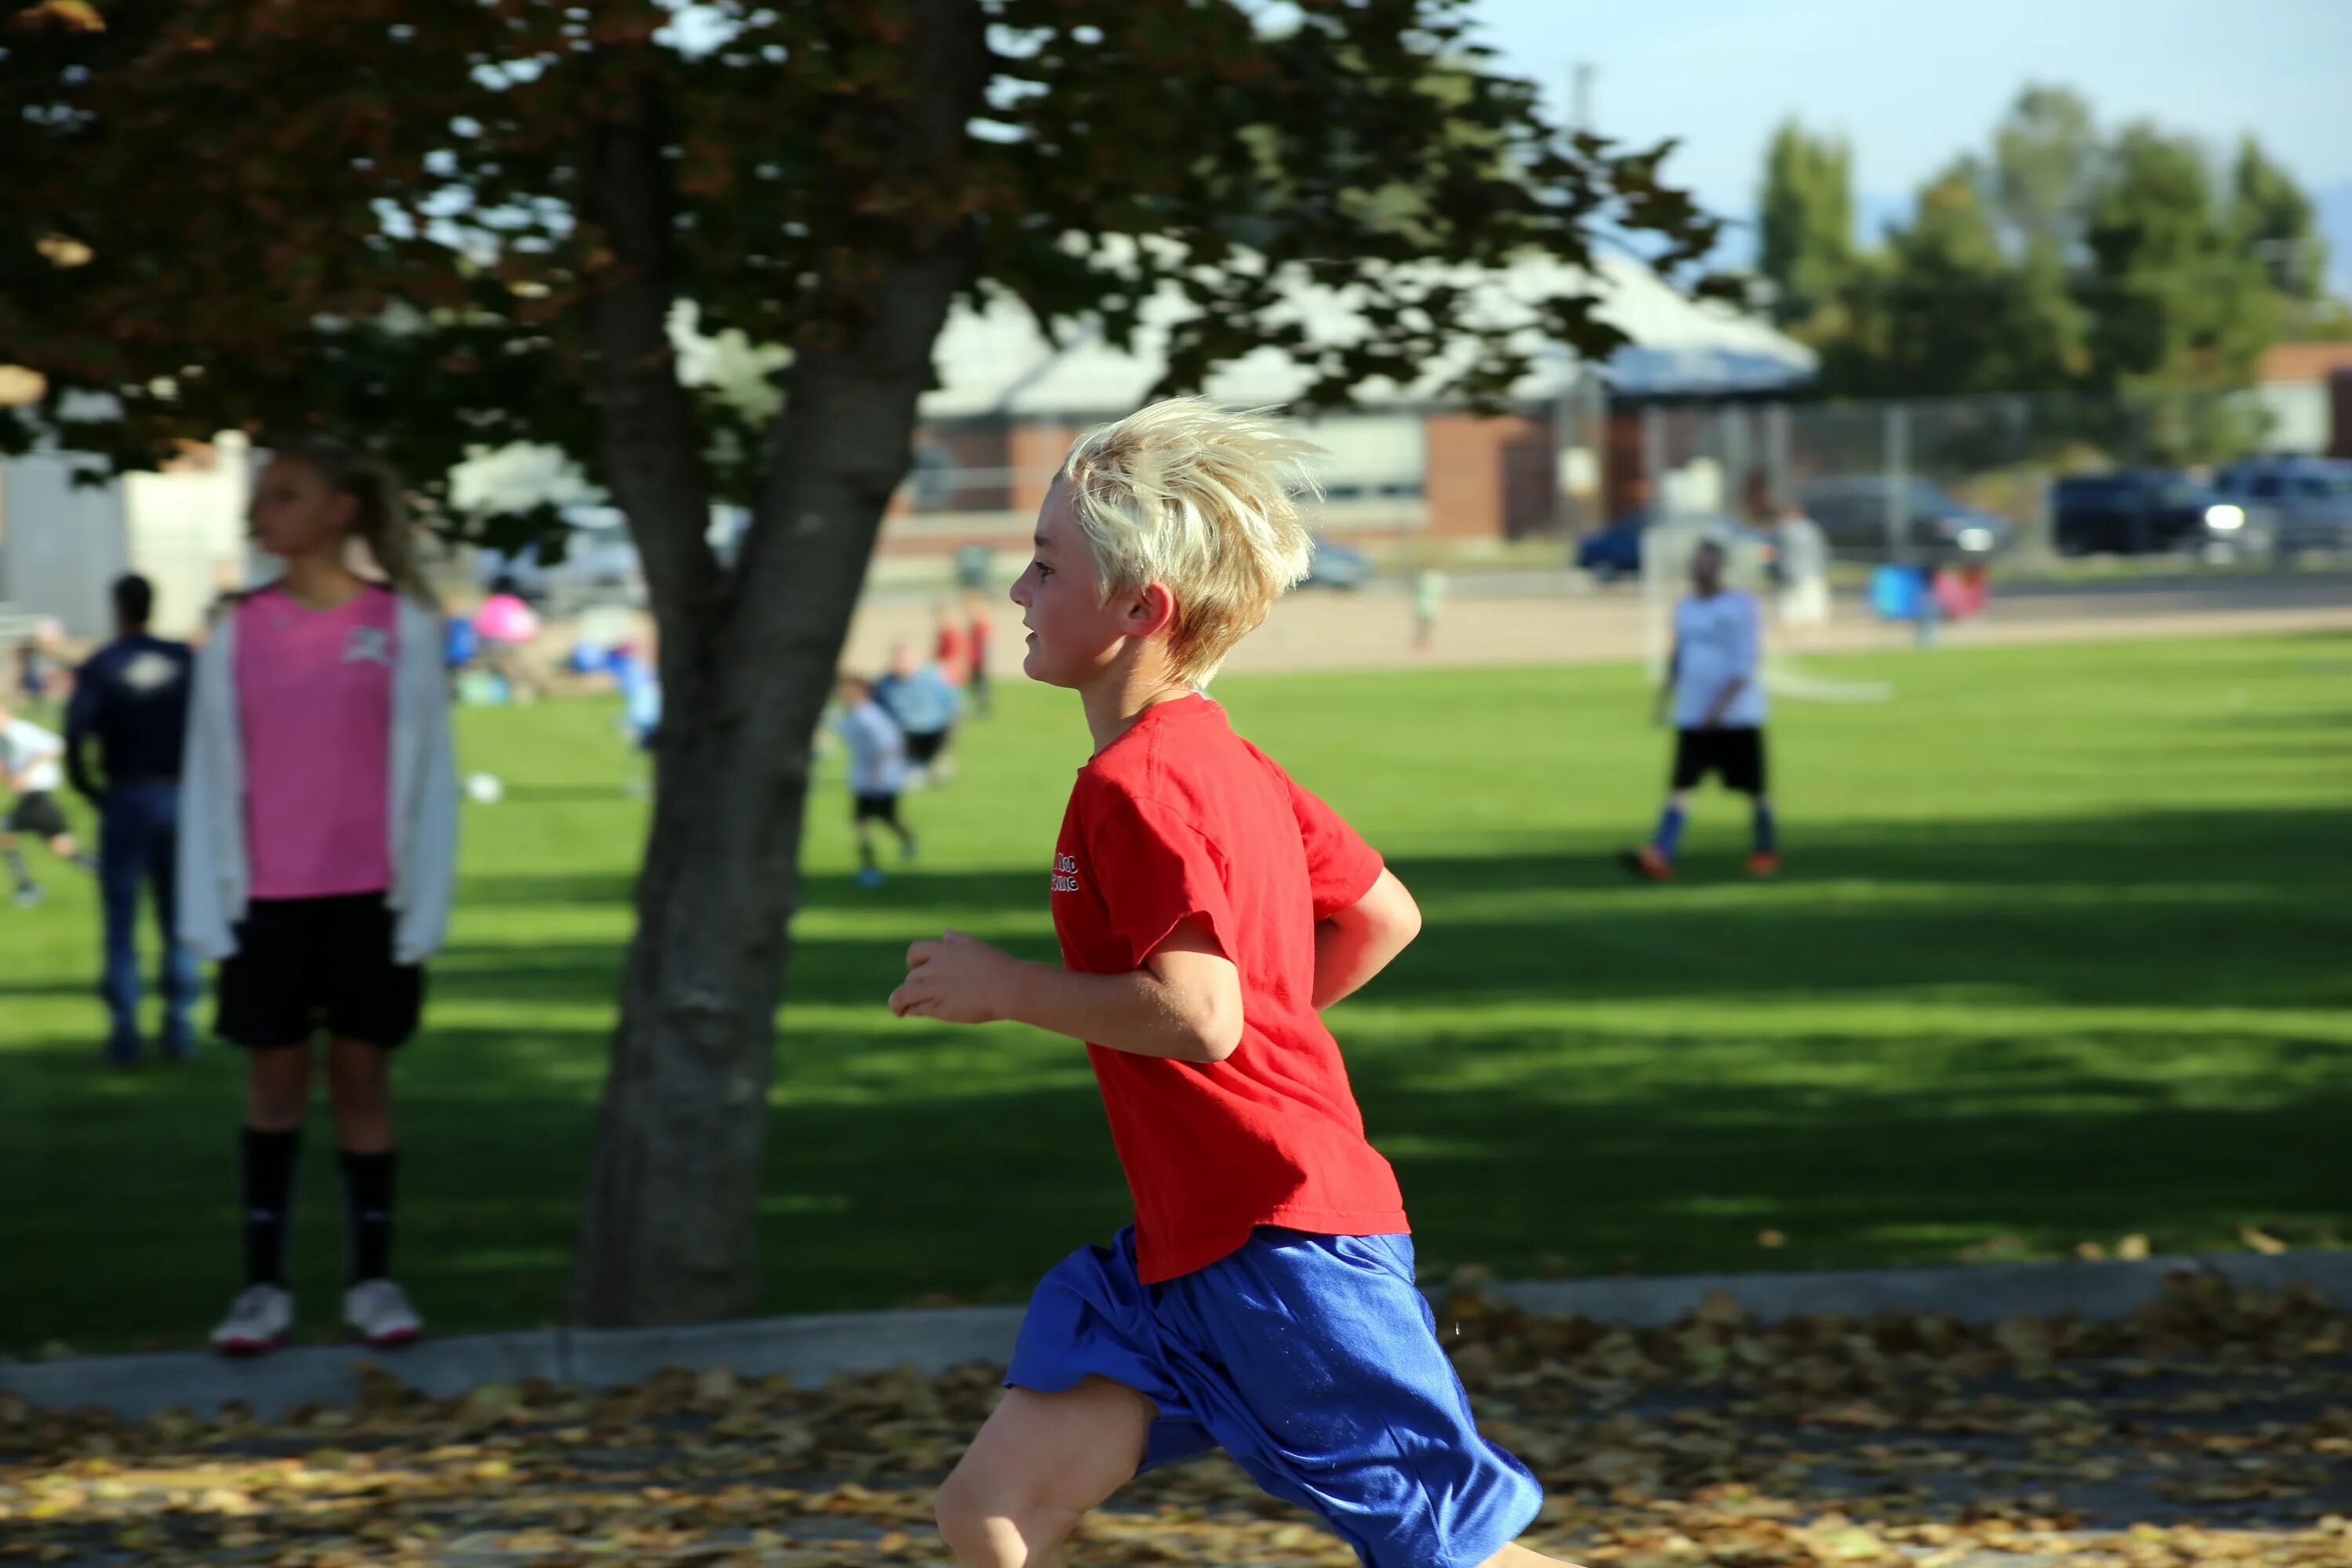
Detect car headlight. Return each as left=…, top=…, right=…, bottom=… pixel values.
left=1956, top=526, right=1994, bottom=551
left=2204, top=503, right=2245, bottom=532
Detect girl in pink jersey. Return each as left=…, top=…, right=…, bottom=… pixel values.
left=179, top=441, right=459, bottom=1354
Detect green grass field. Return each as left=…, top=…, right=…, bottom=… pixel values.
left=5, top=633, right=2350, bottom=1354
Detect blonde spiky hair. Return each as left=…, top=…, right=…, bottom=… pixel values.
left=1058, top=398, right=1324, bottom=690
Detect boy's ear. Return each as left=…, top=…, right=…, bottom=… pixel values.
left=1126, top=582, right=1179, bottom=641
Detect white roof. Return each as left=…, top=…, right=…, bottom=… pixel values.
left=920, top=251, right=1813, bottom=421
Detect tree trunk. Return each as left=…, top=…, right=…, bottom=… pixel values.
left=570, top=4, right=989, bottom=1327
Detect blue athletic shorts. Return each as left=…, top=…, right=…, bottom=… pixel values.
left=1008, top=1226, right=1542, bottom=1568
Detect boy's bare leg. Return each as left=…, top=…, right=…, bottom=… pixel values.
left=1481, top=1542, right=1588, bottom=1568
left=935, top=1376, right=1153, bottom=1568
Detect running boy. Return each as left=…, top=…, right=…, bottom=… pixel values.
left=1621, top=538, right=1777, bottom=880
left=837, top=673, right=916, bottom=887
left=2, top=702, right=97, bottom=908
left=889, top=400, right=1563, bottom=1568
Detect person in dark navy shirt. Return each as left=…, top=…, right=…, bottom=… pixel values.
left=66, top=574, right=198, bottom=1065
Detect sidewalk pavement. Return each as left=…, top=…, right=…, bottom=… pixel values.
left=8, top=1250, right=2348, bottom=1421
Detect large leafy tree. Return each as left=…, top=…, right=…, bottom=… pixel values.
left=1756, top=118, right=1853, bottom=328
left=1820, top=159, right=2073, bottom=398
left=1788, top=86, right=2328, bottom=404
left=1990, top=84, right=2100, bottom=262
left=2, top=0, right=1719, bottom=1325
left=2229, top=133, right=2336, bottom=333
left=2079, top=123, right=2277, bottom=398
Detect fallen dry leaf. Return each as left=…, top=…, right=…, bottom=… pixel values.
left=3, top=1274, right=2349, bottom=1566
left=2239, top=1225, right=2288, bottom=1256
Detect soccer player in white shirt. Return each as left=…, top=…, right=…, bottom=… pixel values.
left=1, top=702, right=98, bottom=907
left=1621, top=540, right=1778, bottom=880
left=837, top=673, right=917, bottom=887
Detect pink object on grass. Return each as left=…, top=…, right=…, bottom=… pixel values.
left=474, top=593, right=540, bottom=644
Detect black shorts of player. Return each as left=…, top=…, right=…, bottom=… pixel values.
left=853, top=792, right=902, bottom=825
left=4, top=790, right=69, bottom=840
left=1671, top=727, right=1768, bottom=795
left=215, top=892, right=425, bottom=1051
left=904, top=728, right=950, bottom=767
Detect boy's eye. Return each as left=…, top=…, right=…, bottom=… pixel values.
left=1033, top=561, right=1052, bottom=579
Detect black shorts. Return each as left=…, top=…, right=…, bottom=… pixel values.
left=4, top=791, right=68, bottom=840
left=853, top=792, right=902, bottom=825
left=904, top=729, right=950, bottom=766
left=215, top=893, right=425, bottom=1051
left=1671, top=727, right=1767, bottom=795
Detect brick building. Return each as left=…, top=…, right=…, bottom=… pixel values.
left=879, top=252, right=1814, bottom=559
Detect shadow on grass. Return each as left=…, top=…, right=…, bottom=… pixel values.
left=0, top=979, right=100, bottom=1001
left=449, top=804, right=2352, bottom=1018
left=430, top=802, right=2352, bottom=1308
left=5, top=802, right=2349, bottom=1351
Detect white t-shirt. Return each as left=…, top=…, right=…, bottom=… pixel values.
left=2, top=718, right=66, bottom=793
left=1671, top=590, right=1767, bottom=729
left=837, top=699, right=908, bottom=797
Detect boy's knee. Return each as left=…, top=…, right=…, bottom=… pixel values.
left=933, top=1468, right=996, bottom=1555
left=935, top=1466, right=1051, bottom=1566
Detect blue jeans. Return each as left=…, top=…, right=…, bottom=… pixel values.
left=98, top=783, right=198, bottom=1054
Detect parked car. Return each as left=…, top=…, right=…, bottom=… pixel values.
left=1301, top=535, right=1374, bottom=590
left=2053, top=470, right=2267, bottom=558
left=1574, top=510, right=1650, bottom=580
left=1574, top=509, right=1777, bottom=582
left=1796, top=477, right=2016, bottom=563
left=2210, top=457, right=2352, bottom=554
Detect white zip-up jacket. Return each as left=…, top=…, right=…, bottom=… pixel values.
left=176, top=590, right=459, bottom=964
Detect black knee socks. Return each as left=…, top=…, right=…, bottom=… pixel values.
left=339, top=1149, right=397, bottom=1284
left=240, top=1131, right=401, bottom=1287
left=240, top=1127, right=301, bottom=1287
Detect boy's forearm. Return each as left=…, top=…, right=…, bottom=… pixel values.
left=997, top=959, right=1227, bottom=1062
left=1312, top=873, right=1423, bottom=1010
left=1313, top=920, right=1403, bottom=1011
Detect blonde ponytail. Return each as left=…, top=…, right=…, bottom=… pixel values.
left=275, top=438, right=431, bottom=601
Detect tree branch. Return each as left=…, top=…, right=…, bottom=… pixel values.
left=579, top=60, right=715, bottom=630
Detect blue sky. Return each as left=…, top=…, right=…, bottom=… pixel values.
left=1465, top=0, right=2352, bottom=289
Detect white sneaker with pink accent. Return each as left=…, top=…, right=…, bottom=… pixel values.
left=210, top=1283, right=292, bottom=1356
left=343, top=1279, right=423, bottom=1347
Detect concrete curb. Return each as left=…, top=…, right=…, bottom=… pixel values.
left=6, top=1253, right=2347, bottom=1421
left=1483, top=1250, right=2352, bottom=1327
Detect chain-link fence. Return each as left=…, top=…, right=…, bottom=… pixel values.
left=1624, top=389, right=2336, bottom=565
left=878, top=387, right=2339, bottom=576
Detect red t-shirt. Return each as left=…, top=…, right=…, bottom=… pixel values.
left=934, top=623, right=969, bottom=682
left=1051, top=694, right=1406, bottom=1283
